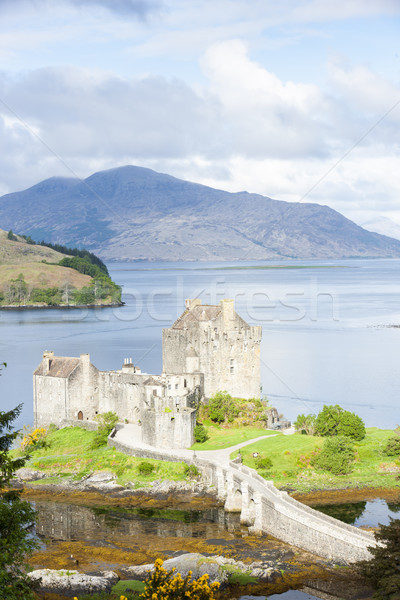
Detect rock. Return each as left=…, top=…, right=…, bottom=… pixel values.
left=15, top=468, right=47, bottom=481
left=84, top=471, right=116, bottom=483
left=126, top=553, right=229, bottom=586
left=27, top=569, right=119, bottom=596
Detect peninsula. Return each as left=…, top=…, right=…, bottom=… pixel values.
left=0, top=228, right=122, bottom=308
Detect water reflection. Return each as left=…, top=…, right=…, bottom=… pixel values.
left=312, top=497, right=400, bottom=527
left=33, top=501, right=242, bottom=544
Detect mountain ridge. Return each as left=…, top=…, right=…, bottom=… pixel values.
left=1, top=165, right=399, bottom=261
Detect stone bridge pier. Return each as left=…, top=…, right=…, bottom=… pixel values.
left=198, top=459, right=375, bottom=564
left=216, top=466, right=263, bottom=533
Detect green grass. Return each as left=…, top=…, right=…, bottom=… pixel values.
left=191, top=425, right=279, bottom=451
left=20, top=427, right=188, bottom=486
left=234, top=427, right=400, bottom=493
left=220, top=564, right=258, bottom=585
left=112, top=580, right=145, bottom=593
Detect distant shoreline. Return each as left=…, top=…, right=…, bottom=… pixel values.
left=0, top=301, right=125, bottom=311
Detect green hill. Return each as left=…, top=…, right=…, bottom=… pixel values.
left=0, top=228, right=121, bottom=307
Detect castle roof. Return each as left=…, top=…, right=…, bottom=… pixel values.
left=143, top=376, right=163, bottom=386
left=171, top=304, right=222, bottom=329
left=34, top=357, right=80, bottom=378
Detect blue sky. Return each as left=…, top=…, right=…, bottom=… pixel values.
left=0, top=0, right=399, bottom=228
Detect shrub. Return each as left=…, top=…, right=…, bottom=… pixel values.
left=91, top=411, right=119, bottom=449
left=194, top=424, right=208, bottom=443
left=20, top=426, right=48, bottom=452
left=208, top=391, right=239, bottom=423
left=140, top=557, right=220, bottom=600
left=311, top=436, right=355, bottom=475
left=184, top=464, right=200, bottom=478
left=255, top=455, right=273, bottom=471
left=138, top=461, right=155, bottom=475
left=384, top=427, right=400, bottom=456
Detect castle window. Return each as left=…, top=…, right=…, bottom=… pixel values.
left=153, top=389, right=158, bottom=396
left=230, top=359, right=234, bottom=374
left=168, top=384, right=171, bottom=390
left=77, top=411, right=83, bottom=421
left=183, top=379, right=187, bottom=388
left=175, top=383, right=178, bottom=390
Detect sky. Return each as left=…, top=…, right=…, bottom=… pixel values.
left=0, top=0, right=399, bottom=228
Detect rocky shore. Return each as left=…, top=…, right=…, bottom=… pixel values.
left=16, top=468, right=217, bottom=506
left=18, top=470, right=375, bottom=599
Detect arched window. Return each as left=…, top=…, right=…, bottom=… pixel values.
left=77, top=410, right=83, bottom=421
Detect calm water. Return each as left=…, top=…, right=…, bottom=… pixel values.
left=313, top=497, right=400, bottom=528
left=1, top=258, right=400, bottom=429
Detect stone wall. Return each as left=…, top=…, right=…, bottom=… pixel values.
left=33, top=374, right=68, bottom=427
left=141, top=408, right=196, bottom=448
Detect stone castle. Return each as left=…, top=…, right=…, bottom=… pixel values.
left=33, top=298, right=262, bottom=448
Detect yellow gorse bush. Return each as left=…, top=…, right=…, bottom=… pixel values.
left=72, top=559, right=219, bottom=600
left=140, top=558, right=220, bottom=600
left=20, top=426, right=48, bottom=450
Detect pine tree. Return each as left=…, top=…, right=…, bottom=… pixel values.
left=0, top=364, right=38, bottom=599
left=357, top=517, right=400, bottom=600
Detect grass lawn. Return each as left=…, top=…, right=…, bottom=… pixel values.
left=234, top=427, right=400, bottom=493
left=191, top=424, right=279, bottom=451
left=19, top=427, right=188, bottom=487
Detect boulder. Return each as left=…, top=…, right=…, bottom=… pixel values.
left=126, top=553, right=229, bottom=586
left=15, top=468, right=47, bottom=482
left=27, top=569, right=119, bottom=596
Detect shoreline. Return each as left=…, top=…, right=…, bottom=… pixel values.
left=0, top=301, right=125, bottom=311
left=21, top=478, right=375, bottom=599
left=17, top=472, right=400, bottom=508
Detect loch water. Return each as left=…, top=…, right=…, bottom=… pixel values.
left=1, top=258, right=400, bottom=429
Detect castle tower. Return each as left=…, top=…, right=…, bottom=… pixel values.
left=162, top=299, right=261, bottom=399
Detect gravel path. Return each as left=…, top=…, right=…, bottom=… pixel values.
left=113, top=424, right=280, bottom=465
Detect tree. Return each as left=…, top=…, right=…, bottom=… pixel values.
left=337, top=410, right=366, bottom=441
left=294, top=413, right=316, bottom=435
left=7, top=229, right=16, bottom=241
left=0, top=365, right=38, bottom=599
left=311, top=435, right=355, bottom=475
left=315, top=404, right=344, bottom=436
left=315, top=404, right=366, bottom=441
left=357, top=517, right=400, bottom=600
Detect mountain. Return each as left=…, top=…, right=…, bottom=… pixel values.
left=360, top=216, right=400, bottom=242
left=1, top=165, right=400, bottom=261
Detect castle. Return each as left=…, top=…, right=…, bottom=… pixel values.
left=33, top=298, right=262, bottom=448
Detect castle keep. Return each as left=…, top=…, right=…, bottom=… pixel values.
left=33, top=299, right=262, bottom=448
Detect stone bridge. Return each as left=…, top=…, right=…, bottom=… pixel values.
left=194, top=457, right=374, bottom=564
left=110, top=427, right=375, bottom=564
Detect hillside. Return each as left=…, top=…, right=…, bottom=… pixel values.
left=0, top=229, right=121, bottom=307
left=0, top=166, right=400, bottom=261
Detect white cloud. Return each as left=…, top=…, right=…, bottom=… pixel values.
left=0, top=3, right=399, bottom=229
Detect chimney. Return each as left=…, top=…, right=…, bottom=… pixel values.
left=185, top=298, right=202, bottom=310
left=80, top=353, right=90, bottom=375
left=42, top=351, right=54, bottom=375
left=220, top=299, right=235, bottom=324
